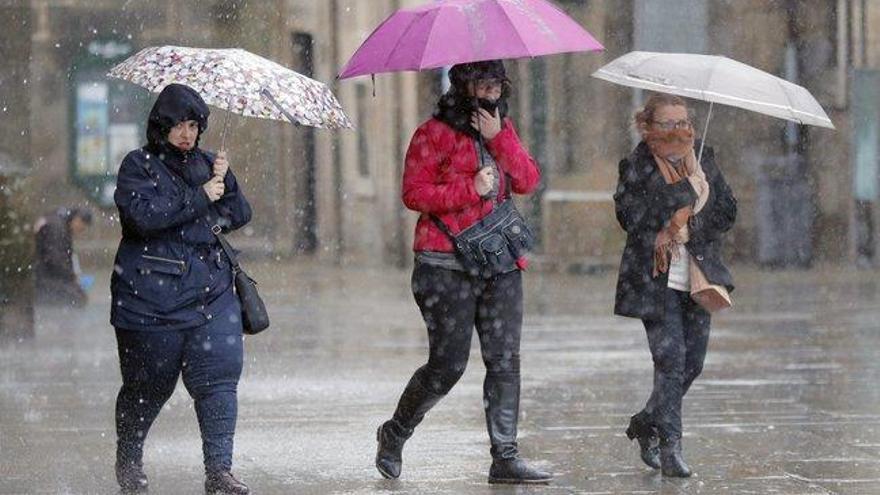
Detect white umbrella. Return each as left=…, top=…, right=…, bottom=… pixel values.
left=592, top=51, right=835, bottom=160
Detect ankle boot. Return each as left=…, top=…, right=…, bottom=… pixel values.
left=488, top=458, right=553, bottom=485
left=376, top=375, right=444, bottom=479
left=115, top=460, right=148, bottom=493
left=625, top=412, right=660, bottom=469
left=376, top=420, right=412, bottom=479
left=484, top=373, right=552, bottom=484
left=205, top=470, right=249, bottom=495
left=660, top=438, right=692, bottom=477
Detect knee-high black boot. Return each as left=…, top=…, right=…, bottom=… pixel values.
left=376, top=374, right=445, bottom=479
left=484, top=373, right=552, bottom=484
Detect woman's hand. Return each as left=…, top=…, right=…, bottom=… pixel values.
left=474, top=167, right=496, bottom=197
left=471, top=108, right=502, bottom=141
left=203, top=175, right=226, bottom=202
left=213, top=151, right=230, bottom=178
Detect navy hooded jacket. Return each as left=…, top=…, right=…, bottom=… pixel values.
left=110, top=84, right=252, bottom=331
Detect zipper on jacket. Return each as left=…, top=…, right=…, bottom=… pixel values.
left=141, top=254, right=186, bottom=270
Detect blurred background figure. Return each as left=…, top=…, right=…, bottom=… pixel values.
left=33, top=206, right=93, bottom=308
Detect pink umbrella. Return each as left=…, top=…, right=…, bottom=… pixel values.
left=338, top=0, right=604, bottom=79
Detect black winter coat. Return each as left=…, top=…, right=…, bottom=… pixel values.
left=110, top=84, right=252, bottom=331
left=613, top=141, right=736, bottom=320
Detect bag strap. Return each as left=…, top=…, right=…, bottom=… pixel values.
left=429, top=215, right=456, bottom=242
left=474, top=137, right=512, bottom=206
left=429, top=134, right=515, bottom=243
left=212, top=225, right=241, bottom=273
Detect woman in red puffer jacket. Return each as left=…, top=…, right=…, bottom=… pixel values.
left=375, top=60, right=550, bottom=485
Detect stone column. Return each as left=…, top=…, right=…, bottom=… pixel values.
left=0, top=5, right=34, bottom=342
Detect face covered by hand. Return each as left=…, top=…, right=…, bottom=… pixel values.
left=645, top=127, right=695, bottom=163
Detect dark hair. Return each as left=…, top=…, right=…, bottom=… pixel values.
left=634, top=93, right=690, bottom=130
left=448, top=60, right=510, bottom=90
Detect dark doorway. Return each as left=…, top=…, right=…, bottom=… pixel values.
left=291, top=32, right=317, bottom=253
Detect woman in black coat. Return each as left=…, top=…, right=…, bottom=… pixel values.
left=111, top=84, right=251, bottom=495
left=613, top=93, right=736, bottom=477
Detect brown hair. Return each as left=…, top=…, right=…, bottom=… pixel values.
left=634, top=93, right=689, bottom=130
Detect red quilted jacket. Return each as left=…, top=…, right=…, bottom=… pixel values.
left=402, top=117, right=541, bottom=256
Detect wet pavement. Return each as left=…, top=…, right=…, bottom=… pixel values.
left=2, top=261, right=880, bottom=494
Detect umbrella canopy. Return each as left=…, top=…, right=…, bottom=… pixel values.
left=339, top=0, right=604, bottom=79
left=592, top=51, right=834, bottom=129
left=109, top=45, right=353, bottom=130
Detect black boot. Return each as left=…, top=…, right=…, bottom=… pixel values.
left=660, top=438, right=692, bottom=477
left=376, top=375, right=444, bottom=479
left=204, top=471, right=249, bottom=495
left=484, top=373, right=552, bottom=485
left=115, top=460, right=148, bottom=493
left=488, top=458, right=553, bottom=485
left=376, top=420, right=412, bottom=479
left=625, top=412, right=660, bottom=469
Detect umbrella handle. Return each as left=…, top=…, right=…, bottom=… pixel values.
left=697, top=101, right=714, bottom=164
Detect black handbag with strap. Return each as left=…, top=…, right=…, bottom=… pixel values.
left=430, top=133, right=536, bottom=279
left=212, top=225, right=270, bottom=335
left=431, top=198, right=535, bottom=278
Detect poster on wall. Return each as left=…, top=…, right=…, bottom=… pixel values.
left=75, top=82, right=109, bottom=175
left=108, top=124, right=140, bottom=174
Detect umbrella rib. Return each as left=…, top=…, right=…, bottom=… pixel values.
left=775, top=77, right=802, bottom=124
left=414, top=10, right=445, bottom=70
left=702, top=55, right=723, bottom=102
left=492, top=1, right=533, bottom=58
left=386, top=10, right=436, bottom=72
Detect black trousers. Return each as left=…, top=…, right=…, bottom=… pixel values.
left=639, top=288, right=711, bottom=440
left=393, top=263, right=523, bottom=458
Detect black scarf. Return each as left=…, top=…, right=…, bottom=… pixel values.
left=434, top=88, right=509, bottom=138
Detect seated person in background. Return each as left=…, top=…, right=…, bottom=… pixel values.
left=34, top=207, right=92, bottom=308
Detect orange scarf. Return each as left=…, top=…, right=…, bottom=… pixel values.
left=651, top=138, right=709, bottom=277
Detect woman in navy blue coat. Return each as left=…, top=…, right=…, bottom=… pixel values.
left=111, top=84, right=252, bottom=495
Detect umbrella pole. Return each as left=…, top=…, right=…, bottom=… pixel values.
left=220, top=108, right=232, bottom=152
left=260, top=88, right=302, bottom=128
left=698, top=101, right=714, bottom=163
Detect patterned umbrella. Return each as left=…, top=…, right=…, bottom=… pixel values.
left=108, top=45, right=353, bottom=133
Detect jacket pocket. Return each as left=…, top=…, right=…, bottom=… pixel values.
left=138, top=255, right=186, bottom=276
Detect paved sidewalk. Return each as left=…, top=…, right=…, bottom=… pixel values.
left=1, top=262, right=879, bottom=494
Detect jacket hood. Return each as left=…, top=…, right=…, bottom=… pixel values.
left=146, top=84, right=210, bottom=154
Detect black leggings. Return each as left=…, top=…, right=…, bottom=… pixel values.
left=408, top=263, right=523, bottom=396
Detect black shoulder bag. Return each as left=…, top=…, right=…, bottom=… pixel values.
left=430, top=137, right=536, bottom=279
left=212, top=225, right=270, bottom=335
